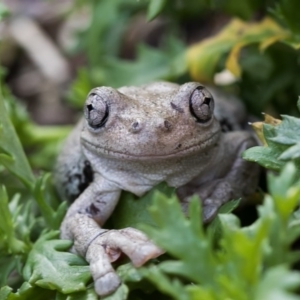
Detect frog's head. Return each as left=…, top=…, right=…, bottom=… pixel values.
left=81, top=82, right=221, bottom=161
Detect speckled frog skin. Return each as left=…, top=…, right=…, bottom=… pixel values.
left=54, top=82, right=259, bottom=296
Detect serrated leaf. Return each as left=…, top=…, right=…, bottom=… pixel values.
left=1, top=282, right=55, bottom=300
left=269, top=115, right=300, bottom=145
left=243, top=146, right=285, bottom=170
left=134, top=163, right=300, bottom=300
left=23, top=231, right=91, bottom=294
left=142, top=194, right=216, bottom=284
left=244, top=107, right=300, bottom=170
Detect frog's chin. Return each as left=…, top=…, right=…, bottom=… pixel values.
left=81, top=131, right=220, bottom=161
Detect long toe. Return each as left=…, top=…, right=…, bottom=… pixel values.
left=94, top=272, right=121, bottom=297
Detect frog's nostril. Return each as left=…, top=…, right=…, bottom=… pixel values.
left=130, top=121, right=142, bottom=133
left=163, top=120, right=173, bottom=131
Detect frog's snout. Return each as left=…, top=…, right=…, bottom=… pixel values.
left=159, top=120, right=173, bottom=132
left=129, top=119, right=173, bottom=134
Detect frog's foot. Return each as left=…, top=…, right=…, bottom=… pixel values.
left=201, top=181, right=235, bottom=222
left=180, top=180, right=235, bottom=223
left=85, top=227, right=164, bottom=296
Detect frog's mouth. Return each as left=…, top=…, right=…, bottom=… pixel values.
left=81, top=131, right=220, bottom=160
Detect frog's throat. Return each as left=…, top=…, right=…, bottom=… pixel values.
left=81, top=131, right=221, bottom=161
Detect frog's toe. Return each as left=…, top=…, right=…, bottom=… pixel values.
left=202, top=204, right=219, bottom=223
left=94, top=271, right=121, bottom=296
left=119, top=227, right=164, bottom=266
left=130, top=243, right=164, bottom=267
left=86, top=239, right=122, bottom=296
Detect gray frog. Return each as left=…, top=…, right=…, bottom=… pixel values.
left=54, top=82, right=259, bottom=296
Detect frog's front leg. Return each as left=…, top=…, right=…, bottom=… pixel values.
left=178, top=131, right=259, bottom=222
left=60, top=174, right=163, bottom=296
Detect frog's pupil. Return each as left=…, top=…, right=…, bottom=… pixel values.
left=87, top=104, right=94, bottom=112
left=203, top=97, right=210, bottom=105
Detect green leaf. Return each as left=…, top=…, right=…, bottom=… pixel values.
left=142, top=194, right=216, bottom=284
left=117, top=263, right=143, bottom=283
left=9, top=196, right=36, bottom=248
left=112, top=182, right=174, bottom=229
left=0, top=87, right=35, bottom=190
left=56, top=288, right=98, bottom=300
left=0, top=186, right=29, bottom=255
left=243, top=146, right=284, bottom=171
left=269, top=115, right=300, bottom=145
left=243, top=113, right=300, bottom=170
left=23, top=231, right=91, bottom=294
left=268, top=163, right=300, bottom=224
left=69, top=40, right=186, bottom=108
left=33, top=174, right=67, bottom=230
left=2, top=90, right=70, bottom=170
left=219, top=0, right=254, bottom=20
left=67, top=69, right=93, bottom=108
left=140, top=265, right=189, bottom=300
left=136, top=163, right=300, bottom=299
left=0, top=256, right=18, bottom=287
left=268, top=162, right=298, bottom=199
left=94, top=42, right=186, bottom=88
left=279, top=142, right=300, bottom=160
left=102, top=284, right=128, bottom=300
left=147, top=0, right=167, bottom=21
left=254, top=266, right=300, bottom=300
left=1, top=282, right=55, bottom=300
left=272, top=0, right=300, bottom=36
left=208, top=199, right=240, bottom=241
left=0, top=286, right=12, bottom=300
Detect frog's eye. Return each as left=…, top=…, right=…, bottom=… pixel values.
left=189, top=87, right=214, bottom=123
left=84, top=93, right=109, bottom=129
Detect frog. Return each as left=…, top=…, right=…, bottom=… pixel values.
left=54, top=81, right=259, bottom=296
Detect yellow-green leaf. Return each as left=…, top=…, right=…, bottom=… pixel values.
left=187, top=17, right=289, bottom=82
left=251, top=113, right=282, bottom=146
